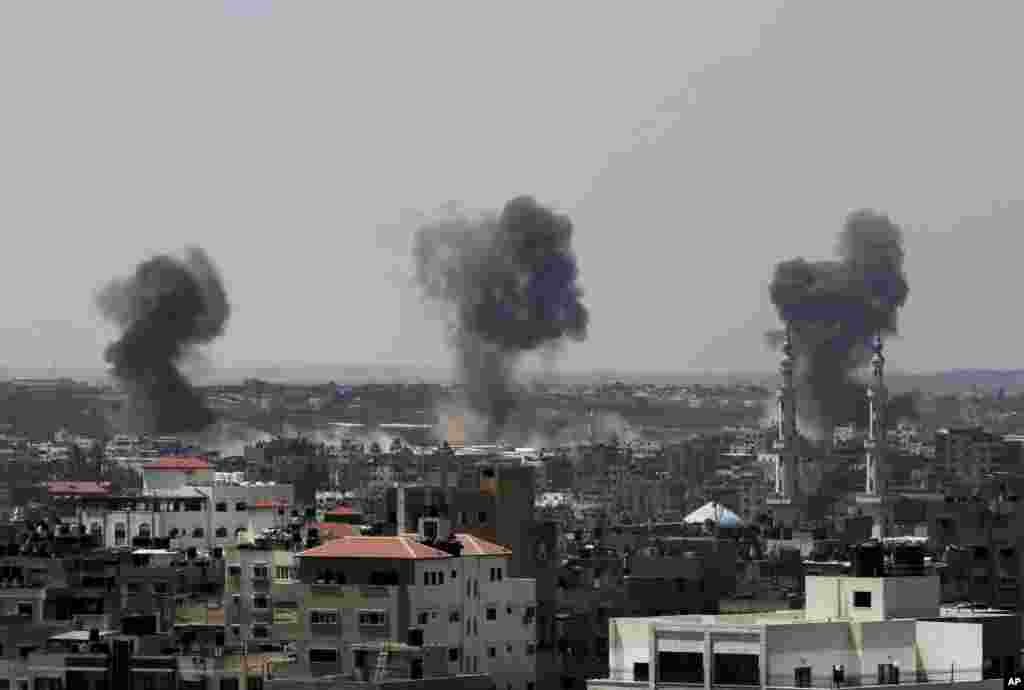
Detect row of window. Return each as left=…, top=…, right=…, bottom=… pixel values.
left=113, top=525, right=248, bottom=544
left=226, top=564, right=292, bottom=580
left=417, top=603, right=535, bottom=629
left=215, top=502, right=254, bottom=512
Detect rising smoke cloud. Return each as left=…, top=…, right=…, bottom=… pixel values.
left=97, top=247, right=230, bottom=435
left=767, top=210, right=910, bottom=438
left=414, top=196, right=589, bottom=439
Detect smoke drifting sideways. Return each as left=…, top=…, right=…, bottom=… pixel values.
left=767, top=210, right=910, bottom=438
left=97, top=247, right=230, bottom=435
left=414, top=196, right=589, bottom=439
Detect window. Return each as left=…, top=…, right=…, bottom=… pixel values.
left=253, top=595, right=269, bottom=609
left=191, top=528, right=204, bottom=539
left=153, top=582, right=168, bottom=595
left=115, top=523, right=126, bottom=545
left=235, top=502, right=248, bottom=511
left=275, top=566, right=293, bottom=581
left=473, top=580, right=479, bottom=598
left=16, top=603, right=32, bottom=618
left=853, top=591, right=872, bottom=608
left=795, top=666, right=812, bottom=687
left=308, top=649, right=338, bottom=664
left=449, top=610, right=461, bottom=623
left=418, top=612, right=429, bottom=625
left=506, top=643, right=513, bottom=654
left=235, top=527, right=247, bottom=536
left=228, top=565, right=242, bottom=577
left=526, top=643, right=536, bottom=656
left=216, top=502, right=228, bottom=512
left=138, top=524, right=151, bottom=537
left=251, top=625, right=268, bottom=639
left=488, top=646, right=496, bottom=658
left=252, top=565, right=269, bottom=580
left=169, top=528, right=179, bottom=538
left=215, top=527, right=228, bottom=538
left=524, top=606, right=536, bottom=623
left=358, top=610, right=386, bottom=627
left=451, top=569, right=458, bottom=579
left=490, top=567, right=503, bottom=581
left=478, top=511, right=488, bottom=524
left=449, top=647, right=460, bottom=662
left=486, top=607, right=497, bottom=621
left=311, top=610, right=338, bottom=625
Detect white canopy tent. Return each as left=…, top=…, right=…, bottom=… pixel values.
left=684, top=501, right=744, bottom=528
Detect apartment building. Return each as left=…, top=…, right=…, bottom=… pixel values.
left=72, top=474, right=294, bottom=551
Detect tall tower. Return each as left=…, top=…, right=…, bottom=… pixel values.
left=857, top=334, right=890, bottom=539
left=767, top=326, right=800, bottom=526
left=864, top=334, right=887, bottom=497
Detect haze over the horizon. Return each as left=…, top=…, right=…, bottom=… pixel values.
left=2, top=1, right=1023, bottom=377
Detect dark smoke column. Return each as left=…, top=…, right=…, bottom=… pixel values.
left=97, top=247, right=230, bottom=435
left=414, top=196, right=589, bottom=439
left=767, top=210, right=909, bottom=438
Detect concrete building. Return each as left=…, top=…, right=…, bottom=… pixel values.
left=223, top=516, right=537, bottom=690
left=587, top=543, right=1017, bottom=690
left=72, top=466, right=294, bottom=552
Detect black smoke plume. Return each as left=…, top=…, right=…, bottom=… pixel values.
left=767, top=210, right=909, bottom=437
left=97, top=247, right=230, bottom=434
left=414, top=196, right=589, bottom=438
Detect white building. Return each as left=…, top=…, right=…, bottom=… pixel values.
left=588, top=570, right=1016, bottom=690
left=74, top=455, right=294, bottom=552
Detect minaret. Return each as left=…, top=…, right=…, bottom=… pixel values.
left=857, top=333, right=890, bottom=540
left=775, top=327, right=798, bottom=500
left=767, top=326, right=799, bottom=525
left=864, top=334, right=887, bottom=497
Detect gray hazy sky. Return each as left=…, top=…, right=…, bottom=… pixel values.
left=2, top=1, right=1023, bottom=376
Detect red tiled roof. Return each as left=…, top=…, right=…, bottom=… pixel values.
left=147, top=456, right=210, bottom=471
left=455, top=533, right=512, bottom=557
left=300, top=536, right=451, bottom=560
left=47, top=481, right=112, bottom=496
left=317, top=523, right=360, bottom=539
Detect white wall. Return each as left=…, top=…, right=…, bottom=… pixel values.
left=916, top=621, right=984, bottom=682
left=765, top=622, right=856, bottom=687
left=608, top=619, right=654, bottom=682
left=858, top=620, right=917, bottom=683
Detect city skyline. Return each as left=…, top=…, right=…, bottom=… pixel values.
left=3, top=2, right=1024, bottom=376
